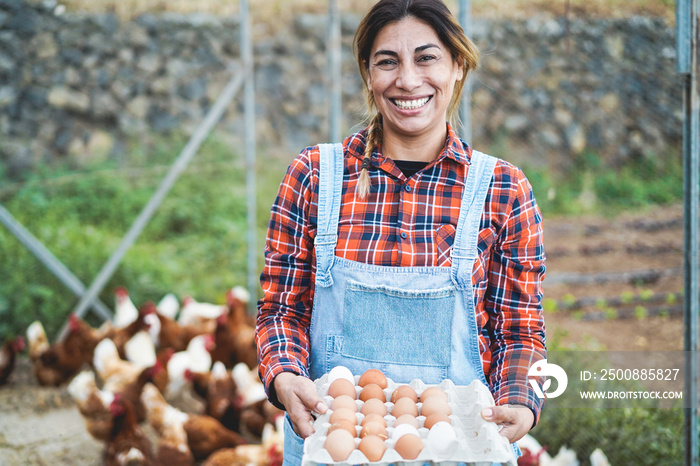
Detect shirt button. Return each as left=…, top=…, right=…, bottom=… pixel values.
left=404, top=185, right=412, bottom=192
left=400, top=232, right=407, bottom=240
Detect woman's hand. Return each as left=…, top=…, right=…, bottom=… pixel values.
left=480, top=404, right=534, bottom=443
left=274, top=372, right=328, bottom=438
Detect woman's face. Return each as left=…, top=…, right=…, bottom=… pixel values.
left=366, top=17, right=463, bottom=142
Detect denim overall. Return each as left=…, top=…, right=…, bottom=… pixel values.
left=283, top=143, right=503, bottom=465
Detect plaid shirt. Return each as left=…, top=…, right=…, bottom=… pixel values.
left=256, top=123, right=546, bottom=421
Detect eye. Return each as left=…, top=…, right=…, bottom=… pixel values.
left=374, top=58, right=398, bottom=70
left=417, top=54, right=437, bottom=64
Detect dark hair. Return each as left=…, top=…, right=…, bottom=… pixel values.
left=352, top=0, right=479, bottom=198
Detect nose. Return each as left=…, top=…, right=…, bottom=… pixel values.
left=396, top=63, right=421, bottom=91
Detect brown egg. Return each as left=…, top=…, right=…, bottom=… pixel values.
left=392, top=397, right=419, bottom=418
left=332, top=394, right=358, bottom=412
left=390, top=385, right=418, bottom=404
left=420, top=396, right=451, bottom=417
left=359, top=383, right=386, bottom=402
left=394, top=433, right=424, bottom=460
left=359, top=420, right=388, bottom=440
left=328, top=378, right=357, bottom=399
left=394, top=413, right=420, bottom=429
left=328, top=417, right=358, bottom=437
left=420, top=386, right=448, bottom=402
left=329, top=407, right=357, bottom=425
left=361, top=413, right=387, bottom=427
left=324, top=429, right=356, bottom=462
left=423, top=412, right=451, bottom=429
left=358, top=368, right=388, bottom=389
left=358, top=434, right=387, bottom=462
left=360, top=398, right=388, bottom=417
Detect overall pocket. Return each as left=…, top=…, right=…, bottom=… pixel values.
left=341, top=280, right=455, bottom=368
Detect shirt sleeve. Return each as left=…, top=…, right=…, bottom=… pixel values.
left=255, top=147, right=317, bottom=409
left=485, top=162, right=547, bottom=425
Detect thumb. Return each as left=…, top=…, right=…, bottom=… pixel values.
left=296, top=378, right=328, bottom=415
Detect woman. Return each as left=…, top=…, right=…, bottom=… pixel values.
left=256, top=0, right=546, bottom=462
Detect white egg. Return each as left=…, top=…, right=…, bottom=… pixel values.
left=328, top=365, right=355, bottom=385
left=391, top=422, right=420, bottom=441
left=427, top=421, right=457, bottom=456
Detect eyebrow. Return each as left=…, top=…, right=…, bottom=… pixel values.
left=373, top=43, right=440, bottom=58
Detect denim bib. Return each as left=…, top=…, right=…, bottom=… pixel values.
left=284, top=143, right=499, bottom=465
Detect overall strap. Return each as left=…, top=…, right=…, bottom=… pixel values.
left=314, top=143, right=344, bottom=287
left=451, top=150, right=498, bottom=289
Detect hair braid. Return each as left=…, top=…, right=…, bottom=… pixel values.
left=357, top=113, right=383, bottom=199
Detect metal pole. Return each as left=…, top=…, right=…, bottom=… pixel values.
left=67, top=70, right=246, bottom=337
left=328, top=0, right=342, bottom=142
left=0, top=204, right=113, bottom=321
left=458, top=0, right=472, bottom=144
left=679, top=0, right=700, bottom=463
left=241, top=0, right=258, bottom=316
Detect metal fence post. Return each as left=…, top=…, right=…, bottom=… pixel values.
left=0, top=204, right=113, bottom=321
left=328, top=0, right=342, bottom=143
left=241, top=0, right=258, bottom=316
left=678, top=0, right=700, bottom=464
left=458, top=0, right=472, bottom=144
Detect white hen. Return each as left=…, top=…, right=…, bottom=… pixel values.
left=113, top=287, right=139, bottom=328
left=156, top=293, right=180, bottom=320
left=165, top=334, right=214, bottom=397
left=177, top=296, right=226, bottom=332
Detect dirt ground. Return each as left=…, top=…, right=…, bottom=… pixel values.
left=0, top=203, right=687, bottom=465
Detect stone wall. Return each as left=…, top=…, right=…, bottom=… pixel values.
left=0, top=0, right=681, bottom=179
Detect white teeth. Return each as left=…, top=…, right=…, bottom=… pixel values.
left=393, top=97, right=430, bottom=110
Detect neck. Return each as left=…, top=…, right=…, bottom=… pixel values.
left=381, top=124, right=448, bottom=163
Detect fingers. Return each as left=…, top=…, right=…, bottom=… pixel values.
left=274, top=372, right=328, bottom=439
left=481, top=404, right=534, bottom=443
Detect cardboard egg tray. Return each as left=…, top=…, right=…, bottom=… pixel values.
left=301, top=375, right=517, bottom=466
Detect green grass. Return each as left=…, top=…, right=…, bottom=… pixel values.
left=523, top=150, right=684, bottom=217
left=0, top=131, right=287, bottom=341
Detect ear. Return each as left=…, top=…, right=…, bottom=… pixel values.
left=364, top=61, right=373, bottom=92
left=455, top=62, right=465, bottom=82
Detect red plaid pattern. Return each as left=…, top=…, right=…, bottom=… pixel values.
left=256, top=123, right=546, bottom=421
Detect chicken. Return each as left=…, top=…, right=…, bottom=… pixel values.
left=124, top=331, right=157, bottom=369
left=202, top=417, right=284, bottom=466
left=212, top=298, right=257, bottom=370
left=517, top=434, right=580, bottom=466
left=68, top=370, right=116, bottom=441
left=114, top=286, right=139, bottom=329
left=0, top=335, right=25, bottom=385
left=26, top=321, right=49, bottom=361
left=231, top=362, right=283, bottom=439
left=103, top=394, right=153, bottom=466
left=184, top=412, right=248, bottom=461
left=225, top=286, right=255, bottom=328
left=146, top=308, right=207, bottom=353
left=177, top=296, right=226, bottom=333
left=165, top=334, right=214, bottom=398
left=94, top=338, right=144, bottom=394
left=188, top=362, right=241, bottom=432
left=589, top=448, right=610, bottom=466
left=112, top=304, right=154, bottom=361
left=31, top=314, right=109, bottom=386
left=157, top=293, right=180, bottom=321
left=140, top=383, right=194, bottom=466
left=141, top=381, right=246, bottom=461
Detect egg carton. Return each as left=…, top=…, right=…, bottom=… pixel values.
left=301, top=375, right=517, bottom=466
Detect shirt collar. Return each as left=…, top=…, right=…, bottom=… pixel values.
left=344, top=122, right=473, bottom=166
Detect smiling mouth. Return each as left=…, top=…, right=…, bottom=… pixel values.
left=391, top=96, right=432, bottom=110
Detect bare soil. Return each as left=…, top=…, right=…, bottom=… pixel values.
left=0, top=203, right=687, bottom=464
